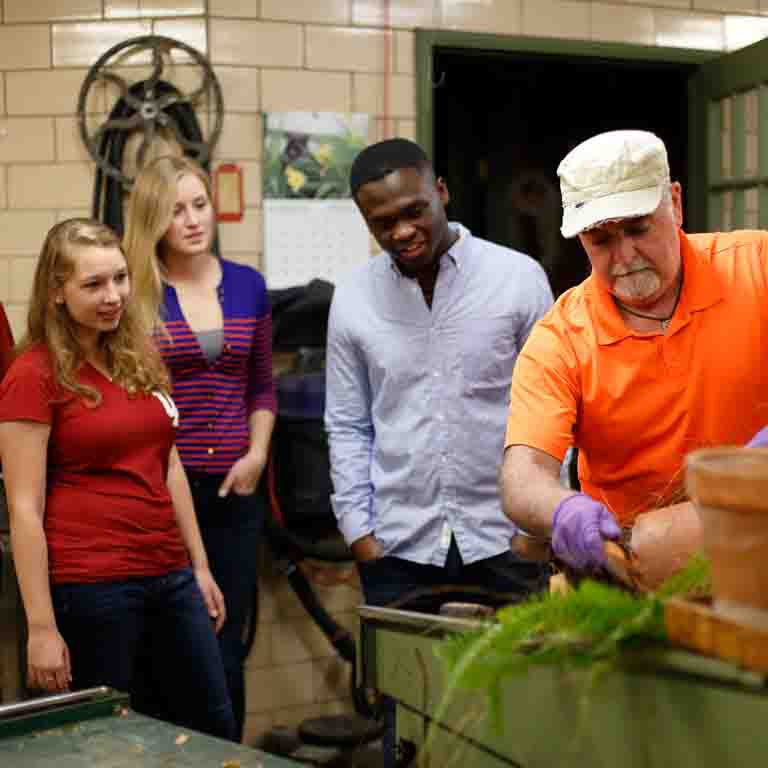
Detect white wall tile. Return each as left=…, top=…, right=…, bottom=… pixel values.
left=622, top=0, right=688, bottom=6
left=723, top=14, right=768, bottom=50
left=153, top=17, right=208, bottom=58
left=210, top=19, right=303, bottom=68
left=261, top=0, right=350, bottom=24
left=0, top=212, right=57, bottom=254
left=353, top=0, right=436, bottom=28
left=0, top=119, right=55, bottom=163
left=592, top=3, right=654, bottom=45
left=395, top=30, right=414, bottom=75
left=9, top=257, right=38, bottom=303
left=8, top=164, right=93, bottom=209
left=262, top=69, right=351, bottom=113
left=208, top=0, right=259, bottom=16
left=522, top=0, right=590, bottom=40
left=306, top=26, right=388, bottom=73
left=694, top=1, right=759, bottom=12
left=441, top=0, right=521, bottom=35
left=655, top=9, right=725, bottom=50
left=0, top=26, right=51, bottom=70
left=216, top=113, right=262, bottom=160
left=217, top=66, right=260, bottom=113
left=5, top=0, right=101, bottom=23
left=0, top=258, right=9, bottom=302
left=52, top=21, right=151, bottom=67
left=6, top=70, right=102, bottom=116
left=352, top=73, right=415, bottom=117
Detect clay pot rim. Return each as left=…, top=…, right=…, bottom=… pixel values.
left=686, top=446, right=768, bottom=513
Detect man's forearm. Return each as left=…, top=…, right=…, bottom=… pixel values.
left=326, top=419, right=375, bottom=548
left=500, top=445, right=574, bottom=538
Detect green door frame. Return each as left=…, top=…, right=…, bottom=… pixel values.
left=688, top=37, right=768, bottom=232
left=415, top=30, right=716, bottom=230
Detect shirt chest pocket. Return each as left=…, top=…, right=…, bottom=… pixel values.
left=460, top=315, right=519, bottom=395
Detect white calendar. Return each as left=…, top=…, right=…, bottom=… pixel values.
left=263, top=199, right=371, bottom=288
left=262, top=111, right=371, bottom=289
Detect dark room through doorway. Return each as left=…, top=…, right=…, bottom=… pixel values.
left=432, top=49, right=698, bottom=298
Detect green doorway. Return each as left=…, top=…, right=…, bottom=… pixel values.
left=416, top=32, right=719, bottom=296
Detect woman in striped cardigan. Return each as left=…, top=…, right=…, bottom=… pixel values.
left=124, top=156, right=276, bottom=741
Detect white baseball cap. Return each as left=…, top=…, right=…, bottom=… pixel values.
left=558, top=130, right=671, bottom=238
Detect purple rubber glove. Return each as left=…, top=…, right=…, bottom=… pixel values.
left=746, top=426, right=768, bottom=448
left=551, top=493, right=622, bottom=572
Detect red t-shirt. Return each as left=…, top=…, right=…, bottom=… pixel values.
left=0, top=344, right=188, bottom=583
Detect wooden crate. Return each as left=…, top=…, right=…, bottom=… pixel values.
left=665, top=596, right=768, bottom=674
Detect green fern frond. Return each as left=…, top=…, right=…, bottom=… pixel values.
left=433, top=555, right=711, bottom=739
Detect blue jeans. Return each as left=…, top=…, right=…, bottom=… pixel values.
left=188, top=470, right=264, bottom=742
left=357, top=537, right=549, bottom=612
left=51, top=567, right=236, bottom=741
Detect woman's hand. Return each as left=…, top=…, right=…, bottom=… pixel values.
left=218, top=450, right=266, bottom=498
left=194, top=567, right=227, bottom=634
left=27, top=625, right=71, bottom=693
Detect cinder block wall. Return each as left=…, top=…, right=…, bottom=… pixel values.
left=0, top=0, right=766, bottom=745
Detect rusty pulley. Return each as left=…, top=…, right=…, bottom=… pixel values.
left=76, top=34, right=224, bottom=189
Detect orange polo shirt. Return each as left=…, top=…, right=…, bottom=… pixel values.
left=505, top=230, right=768, bottom=526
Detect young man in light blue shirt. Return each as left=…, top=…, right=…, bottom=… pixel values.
left=326, top=138, right=553, bottom=613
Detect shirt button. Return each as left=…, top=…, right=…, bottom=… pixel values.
left=208, top=422, right=214, bottom=430
left=207, top=448, right=215, bottom=455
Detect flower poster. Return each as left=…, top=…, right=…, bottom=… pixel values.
left=263, top=112, right=371, bottom=289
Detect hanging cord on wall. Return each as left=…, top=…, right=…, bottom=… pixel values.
left=92, top=79, right=210, bottom=236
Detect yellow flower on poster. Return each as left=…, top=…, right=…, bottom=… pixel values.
left=285, top=166, right=307, bottom=193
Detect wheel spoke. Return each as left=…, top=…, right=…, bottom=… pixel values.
left=135, top=120, right=157, bottom=170
left=92, top=113, right=144, bottom=142
left=98, top=72, right=144, bottom=111
left=164, top=112, right=208, bottom=163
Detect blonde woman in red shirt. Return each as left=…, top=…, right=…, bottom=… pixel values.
left=0, top=218, right=236, bottom=740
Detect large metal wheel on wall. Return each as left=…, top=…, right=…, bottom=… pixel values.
left=76, top=35, right=224, bottom=228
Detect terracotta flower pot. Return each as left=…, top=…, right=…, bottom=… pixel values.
left=686, top=447, right=768, bottom=626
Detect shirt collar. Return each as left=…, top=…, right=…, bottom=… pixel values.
left=385, top=222, right=468, bottom=278
left=588, top=229, right=724, bottom=346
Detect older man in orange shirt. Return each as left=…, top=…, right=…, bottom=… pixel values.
left=502, top=130, right=768, bottom=574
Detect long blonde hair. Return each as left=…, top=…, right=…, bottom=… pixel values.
left=123, top=154, right=214, bottom=332
left=18, top=218, right=169, bottom=404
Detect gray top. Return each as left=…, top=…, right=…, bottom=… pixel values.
left=196, top=328, right=224, bottom=365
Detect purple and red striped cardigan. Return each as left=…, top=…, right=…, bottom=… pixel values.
left=157, top=258, right=277, bottom=474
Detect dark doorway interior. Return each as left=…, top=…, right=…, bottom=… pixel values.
left=433, top=48, right=698, bottom=297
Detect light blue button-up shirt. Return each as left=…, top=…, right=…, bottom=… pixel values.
left=325, top=224, right=553, bottom=566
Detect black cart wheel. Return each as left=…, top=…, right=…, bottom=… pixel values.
left=76, top=34, right=223, bottom=188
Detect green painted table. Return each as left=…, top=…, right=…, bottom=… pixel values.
left=0, top=688, right=301, bottom=767
left=359, top=605, right=768, bottom=768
